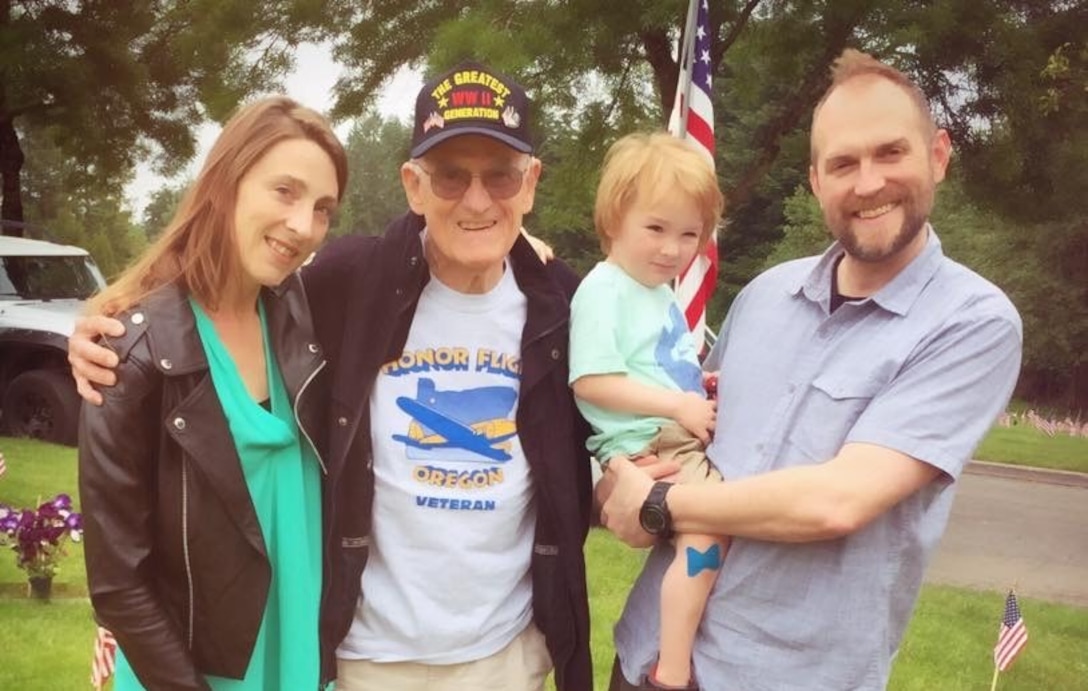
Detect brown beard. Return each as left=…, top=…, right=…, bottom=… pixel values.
left=828, top=185, right=932, bottom=263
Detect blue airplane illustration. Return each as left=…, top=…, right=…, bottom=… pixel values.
left=391, top=379, right=519, bottom=461
left=655, top=303, right=704, bottom=393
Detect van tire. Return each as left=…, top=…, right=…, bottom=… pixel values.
left=2, top=369, right=80, bottom=446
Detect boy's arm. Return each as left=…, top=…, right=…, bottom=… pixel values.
left=573, top=374, right=715, bottom=443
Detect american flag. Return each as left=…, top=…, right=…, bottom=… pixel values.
left=669, top=0, right=718, bottom=348
left=0, top=451, right=6, bottom=477
left=91, top=626, right=117, bottom=689
left=993, top=590, right=1028, bottom=672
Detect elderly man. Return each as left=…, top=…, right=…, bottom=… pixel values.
left=600, top=49, right=1022, bottom=691
left=70, top=61, right=593, bottom=691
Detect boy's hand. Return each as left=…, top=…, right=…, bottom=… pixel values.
left=672, top=391, right=716, bottom=443
left=703, top=371, right=720, bottom=400
left=68, top=315, right=127, bottom=405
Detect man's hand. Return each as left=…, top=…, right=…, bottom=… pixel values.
left=68, top=315, right=127, bottom=406
left=672, top=391, right=716, bottom=443
left=597, top=455, right=678, bottom=548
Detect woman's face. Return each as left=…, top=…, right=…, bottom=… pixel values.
left=232, top=138, right=339, bottom=289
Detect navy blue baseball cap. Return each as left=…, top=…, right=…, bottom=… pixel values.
left=410, top=60, right=533, bottom=158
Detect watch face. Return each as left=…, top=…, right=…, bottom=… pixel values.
left=639, top=505, right=667, bottom=534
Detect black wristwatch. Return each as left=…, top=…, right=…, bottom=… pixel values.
left=639, top=481, right=674, bottom=539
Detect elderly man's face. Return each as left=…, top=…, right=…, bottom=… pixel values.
left=401, top=135, right=541, bottom=293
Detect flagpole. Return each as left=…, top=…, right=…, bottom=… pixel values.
left=989, top=666, right=999, bottom=691
left=675, top=0, right=699, bottom=135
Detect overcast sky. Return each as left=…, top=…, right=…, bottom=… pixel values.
left=124, top=42, right=422, bottom=214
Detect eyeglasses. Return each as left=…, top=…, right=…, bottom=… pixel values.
left=411, top=161, right=528, bottom=200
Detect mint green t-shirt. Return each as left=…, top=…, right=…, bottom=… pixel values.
left=569, top=261, right=705, bottom=461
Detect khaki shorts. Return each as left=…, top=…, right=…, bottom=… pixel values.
left=335, top=622, right=552, bottom=691
left=634, top=421, right=723, bottom=484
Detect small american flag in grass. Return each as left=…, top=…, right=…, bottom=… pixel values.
left=993, top=590, right=1028, bottom=672
left=91, top=626, right=117, bottom=690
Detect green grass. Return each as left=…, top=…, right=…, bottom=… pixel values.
left=890, top=585, right=1088, bottom=690
left=0, top=598, right=98, bottom=690
left=2, top=435, right=1086, bottom=690
left=582, top=529, right=1087, bottom=691
left=974, top=424, right=1088, bottom=474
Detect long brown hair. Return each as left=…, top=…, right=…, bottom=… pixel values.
left=91, top=96, right=348, bottom=314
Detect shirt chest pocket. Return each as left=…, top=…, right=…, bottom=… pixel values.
left=785, top=373, right=884, bottom=462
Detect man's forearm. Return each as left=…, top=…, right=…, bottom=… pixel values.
left=668, top=443, right=940, bottom=542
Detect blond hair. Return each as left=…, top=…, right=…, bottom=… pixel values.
left=594, top=132, right=723, bottom=253
left=90, top=96, right=348, bottom=315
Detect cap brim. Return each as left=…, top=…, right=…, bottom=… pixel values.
left=411, top=127, right=532, bottom=158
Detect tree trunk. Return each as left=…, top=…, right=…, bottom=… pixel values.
left=0, top=0, right=20, bottom=236
left=726, top=1, right=872, bottom=211
left=0, top=115, right=25, bottom=235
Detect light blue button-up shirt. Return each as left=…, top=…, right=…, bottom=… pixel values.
left=615, top=229, right=1022, bottom=690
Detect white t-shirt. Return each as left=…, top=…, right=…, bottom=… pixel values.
left=337, top=259, right=536, bottom=664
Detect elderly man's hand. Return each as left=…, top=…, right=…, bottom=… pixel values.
left=598, top=455, right=678, bottom=548
left=68, top=315, right=126, bottom=406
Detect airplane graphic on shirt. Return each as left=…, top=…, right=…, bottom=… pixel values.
left=655, top=302, right=704, bottom=393
left=392, top=378, right=518, bottom=462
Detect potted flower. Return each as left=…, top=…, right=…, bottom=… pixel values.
left=0, top=493, right=83, bottom=601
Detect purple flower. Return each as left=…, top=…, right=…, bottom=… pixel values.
left=1, top=492, right=84, bottom=580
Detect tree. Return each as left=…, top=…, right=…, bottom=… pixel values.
left=18, top=124, right=145, bottom=277
left=142, top=183, right=187, bottom=241
left=317, top=1, right=1087, bottom=405
left=333, top=112, right=412, bottom=237
left=0, top=0, right=335, bottom=235
left=321, top=1, right=1086, bottom=317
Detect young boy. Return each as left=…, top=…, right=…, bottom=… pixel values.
left=570, top=132, right=727, bottom=690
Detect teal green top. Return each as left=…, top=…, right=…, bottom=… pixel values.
left=114, top=299, right=323, bottom=690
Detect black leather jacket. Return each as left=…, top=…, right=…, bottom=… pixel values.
left=79, top=276, right=328, bottom=690
left=304, top=213, right=595, bottom=690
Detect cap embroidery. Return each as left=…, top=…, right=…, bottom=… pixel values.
left=411, top=60, right=532, bottom=157
left=423, top=111, right=445, bottom=133
left=501, top=106, right=520, bottom=129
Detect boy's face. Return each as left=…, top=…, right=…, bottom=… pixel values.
left=606, top=193, right=704, bottom=288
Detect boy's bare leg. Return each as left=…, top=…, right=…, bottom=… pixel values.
left=655, top=533, right=728, bottom=687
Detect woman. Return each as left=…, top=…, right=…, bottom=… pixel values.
left=78, top=96, right=347, bottom=690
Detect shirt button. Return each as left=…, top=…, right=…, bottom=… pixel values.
left=160, top=359, right=173, bottom=370
left=337, top=416, right=348, bottom=427
left=550, top=348, right=561, bottom=360
left=308, top=343, right=319, bottom=354
left=409, top=256, right=419, bottom=267
left=130, top=312, right=145, bottom=325
left=173, top=417, right=186, bottom=430
left=395, top=288, right=404, bottom=297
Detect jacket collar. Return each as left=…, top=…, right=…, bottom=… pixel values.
left=132, top=283, right=208, bottom=375
left=130, top=275, right=310, bottom=379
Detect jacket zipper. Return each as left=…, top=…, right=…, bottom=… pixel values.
left=181, top=457, right=195, bottom=650
left=294, top=359, right=329, bottom=475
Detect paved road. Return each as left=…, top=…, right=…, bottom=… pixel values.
left=924, top=465, right=1088, bottom=607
